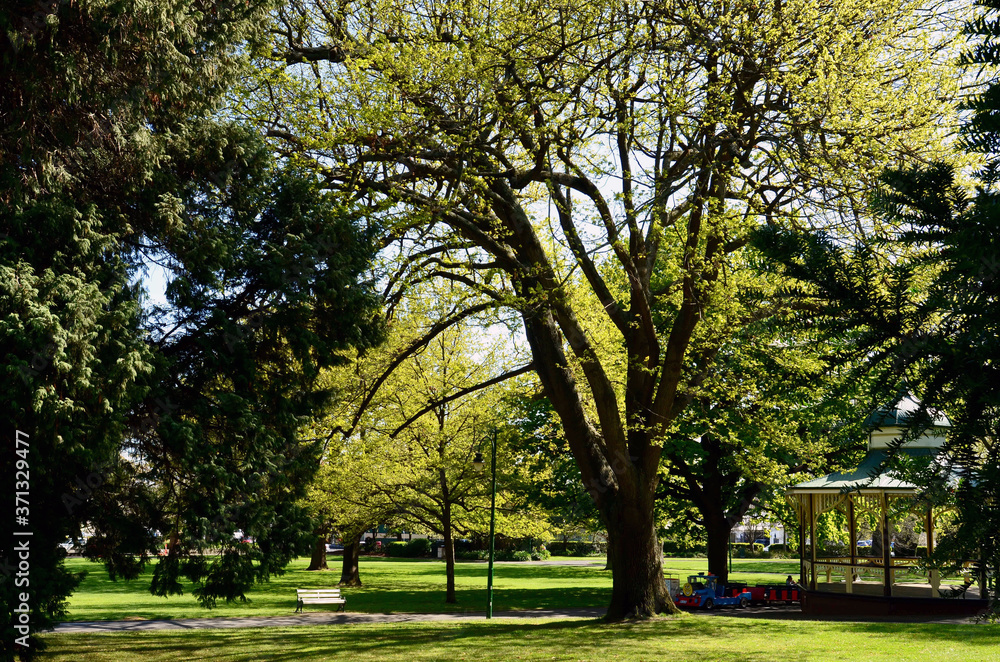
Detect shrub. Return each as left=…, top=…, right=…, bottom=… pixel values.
left=731, top=542, right=765, bottom=557
left=456, top=549, right=489, bottom=561
left=362, top=538, right=392, bottom=554
left=662, top=540, right=707, bottom=557
left=494, top=549, right=533, bottom=561
left=544, top=541, right=604, bottom=557
left=766, top=543, right=796, bottom=558
left=819, top=541, right=848, bottom=557
left=405, top=538, right=433, bottom=557
left=386, top=541, right=409, bottom=557
left=573, top=543, right=603, bottom=557
left=530, top=547, right=551, bottom=561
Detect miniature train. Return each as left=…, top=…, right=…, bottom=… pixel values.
left=671, top=573, right=801, bottom=609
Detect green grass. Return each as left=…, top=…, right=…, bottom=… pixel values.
left=62, top=556, right=795, bottom=623
left=40, top=616, right=1000, bottom=661
left=60, top=557, right=798, bottom=621
left=62, top=556, right=611, bottom=621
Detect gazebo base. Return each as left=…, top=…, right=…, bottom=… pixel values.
left=801, top=589, right=990, bottom=618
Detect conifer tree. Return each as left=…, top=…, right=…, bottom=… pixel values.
left=1, top=3, right=383, bottom=657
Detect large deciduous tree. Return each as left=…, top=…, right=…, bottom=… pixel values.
left=242, top=0, right=963, bottom=618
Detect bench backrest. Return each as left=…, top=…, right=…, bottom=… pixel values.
left=297, top=589, right=342, bottom=597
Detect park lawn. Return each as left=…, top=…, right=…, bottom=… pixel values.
left=62, top=556, right=797, bottom=622
left=40, top=616, right=1000, bottom=661
left=61, top=556, right=613, bottom=622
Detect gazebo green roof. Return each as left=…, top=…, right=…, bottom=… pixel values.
left=787, top=448, right=936, bottom=493
left=862, top=394, right=951, bottom=430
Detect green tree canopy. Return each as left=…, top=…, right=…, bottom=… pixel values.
left=240, top=0, right=967, bottom=618
left=1, top=2, right=383, bottom=656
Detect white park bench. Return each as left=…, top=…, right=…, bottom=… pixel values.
left=295, top=588, right=346, bottom=613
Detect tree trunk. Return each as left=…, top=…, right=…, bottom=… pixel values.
left=872, top=520, right=885, bottom=559
left=443, top=504, right=456, bottom=603
left=517, top=293, right=694, bottom=621
left=605, top=537, right=615, bottom=571
left=306, top=530, right=328, bottom=571
left=604, top=498, right=678, bottom=620
left=704, top=513, right=732, bottom=585
left=339, top=531, right=363, bottom=586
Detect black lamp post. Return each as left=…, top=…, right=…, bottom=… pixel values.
left=472, top=429, right=497, bottom=618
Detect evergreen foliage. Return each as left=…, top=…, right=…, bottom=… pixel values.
left=0, top=2, right=383, bottom=657
left=754, top=0, right=1000, bottom=615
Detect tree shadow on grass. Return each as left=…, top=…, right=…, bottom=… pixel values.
left=43, top=616, right=998, bottom=662
left=44, top=620, right=606, bottom=662
left=339, top=586, right=612, bottom=614
left=834, top=621, right=999, bottom=648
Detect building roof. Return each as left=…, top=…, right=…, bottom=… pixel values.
left=862, top=394, right=951, bottom=430
left=786, top=448, right=937, bottom=493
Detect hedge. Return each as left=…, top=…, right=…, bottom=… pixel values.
left=662, top=541, right=707, bottom=557
left=731, top=542, right=765, bottom=557
left=406, top=538, right=433, bottom=556
left=457, top=549, right=489, bottom=561
left=456, top=549, right=541, bottom=561
left=544, top=541, right=605, bottom=557
left=385, top=538, right=433, bottom=557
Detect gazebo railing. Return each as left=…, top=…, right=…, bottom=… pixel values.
left=805, top=556, right=970, bottom=597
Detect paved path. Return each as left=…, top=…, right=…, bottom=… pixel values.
left=53, top=608, right=607, bottom=634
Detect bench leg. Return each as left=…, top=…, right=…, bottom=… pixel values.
left=296, top=600, right=302, bottom=613
left=339, top=603, right=346, bottom=612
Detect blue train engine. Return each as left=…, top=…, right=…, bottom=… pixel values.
left=674, top=573, right=751, bottom=610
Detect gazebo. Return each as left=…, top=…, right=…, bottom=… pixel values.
left=786, top=396, right=988, bottom=617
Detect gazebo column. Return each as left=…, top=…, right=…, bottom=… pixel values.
left=798, top=497, right=807, bottom=587
left=847, top=495, right=856, bottom=594
left=809, top=494, right=817, bottom=591
left=881, top=493, right=892, bottom=597
left=925, top=507, right=940, bottom=597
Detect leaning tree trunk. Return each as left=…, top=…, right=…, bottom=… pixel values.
left=306, top=528, right=328, bottom=571
left=339, top=532, right=363, bottom=586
